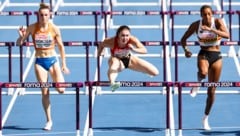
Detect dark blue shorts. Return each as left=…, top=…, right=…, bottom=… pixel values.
left=35, top=57, right=58, bottom=71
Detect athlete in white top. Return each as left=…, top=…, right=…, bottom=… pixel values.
left=197, top=17, right=222, bottom=46
left=180, top=5, right=229, bottom=130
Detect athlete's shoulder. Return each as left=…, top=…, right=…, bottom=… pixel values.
left=48, top=22, right=58, bottom=31
left=103, top=37, right=115, bottom=43
left=129, top=35, right=138, bottom=42
left=214, top=18, right=223, bottom=24
left=129, top=35, right=141, bottom=44
left=27, top=22, right=38, bottom=33
left=192, top=20, right=200, bottom=26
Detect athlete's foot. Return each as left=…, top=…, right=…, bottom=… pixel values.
left=190, top=87, right=200, bottom=97
left=202, top=116, right=211, bottom=130
left=110, top=82, right=120, bottom=92
left=43, top=121, right=53, bottom=131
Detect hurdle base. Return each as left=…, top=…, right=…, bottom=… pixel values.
left=165, top=128, right=170, bottom=136
left=178, top=129, right=183, bottom=136
left=162, top=86, right=167, bottom=95
left=84, top=86, right=89, bottom=95
left=76, top=130, right=80, bottom=136
left=7, top=88, right=14, bottom=95
left=18, top=88, right=26, bottom=95
left=88, top=128, right=93, bottom=136
left=95, top=86, right=102, bottom=95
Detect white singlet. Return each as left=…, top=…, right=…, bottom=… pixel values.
left=197, top=18, right=221, bottom=46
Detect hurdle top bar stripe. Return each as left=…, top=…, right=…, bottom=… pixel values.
left=0, top=82, right=83, bottom=88
left=1, top=10, right=240, bottom=17
left=0, top=42, right=14, bottom=46
left=85, top=81, right=173, bottom=87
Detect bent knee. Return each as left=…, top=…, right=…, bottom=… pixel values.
left=153, top=70, right=159, bottom=76
left=150, top=69, right=159, bottom=76
left=198, top=71, right=207, bottom=79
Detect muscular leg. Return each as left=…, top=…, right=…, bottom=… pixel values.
left=197, top=55, right=209, bottom=81
left=202, top=58, right=222, bottom=130
left=204, top=59, right=222, bottom=115
left=35, top=64, right=52, bottom=128
left=108, top=57, right=123, bottom=84
left=190, top=56, right=209, bottom=97
left=128, top=56, right=159, bottom=76
left=49, top=62, right=65, bottom=94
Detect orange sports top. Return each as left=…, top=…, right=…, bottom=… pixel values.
left=32, top=22, right=56, bottom=50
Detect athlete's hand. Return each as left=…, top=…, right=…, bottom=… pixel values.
left=98, top=48, right=105, bottom=57
left=185, top=50, right=192, bottom=58
left=128, top=44, right=136, bottom=52
left=18, top=26, right=26, bottom=37
left=62, top=66, right=70, bottom=74
left=201, top=25, right=211, bottom=31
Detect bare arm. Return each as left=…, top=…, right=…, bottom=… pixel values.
left=53, top=24, right=70, bottom=74
left=16, top=25, right=33, bottom=45
left=97, top=37, right=114, bottom=56
left=129, top=35, right=147, bottom=54
left=181, top=21, right=199, bottom=51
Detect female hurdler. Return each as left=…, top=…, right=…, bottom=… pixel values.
left=98, top=25, right=159, bottom=91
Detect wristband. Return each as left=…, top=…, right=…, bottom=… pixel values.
left=183, top=46, right=189, bottom=52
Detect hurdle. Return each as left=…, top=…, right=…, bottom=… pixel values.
left=85, top=81, right=172, bottom=136
left=0, top=11, right=32, bottom=86
left=0, top=11, right=32, bottom=95
left=89, top=1, right=173, bottom=134
left=0, top=82, right=83, bottom=136
left=176, top=81, right=240, bottom=136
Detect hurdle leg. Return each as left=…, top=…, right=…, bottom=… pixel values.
left=76, top=87, right=80, bottom=136
left=7, top=88, right=14, bottom=95
left=88, top=83, right=93, bottom=136
left=178, top=84, right=183, bottom=136
left=0, top=86, right=2, bottom=136
left=166, top=85, right=170, bottom=136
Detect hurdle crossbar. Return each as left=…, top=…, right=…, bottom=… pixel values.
left=0, top=82, right=83, bottom=136
left=0, top=11, right=32, bottom=16
left=170, top=10, right=236, bottom=15
left=16, top=41, right=92, bottom=47
left=94, top=41, right=169, bottom=46
left=90, top=81, right=167, bottom=95
left=89, top=81, right=169, bottom=87
left=173, top=41, right=240, bottom=46
left=177, top=81, right=240, bottom=132
left=180, top=81, right=240, bottom=88
left=85, top=81, right=172, bottom=133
